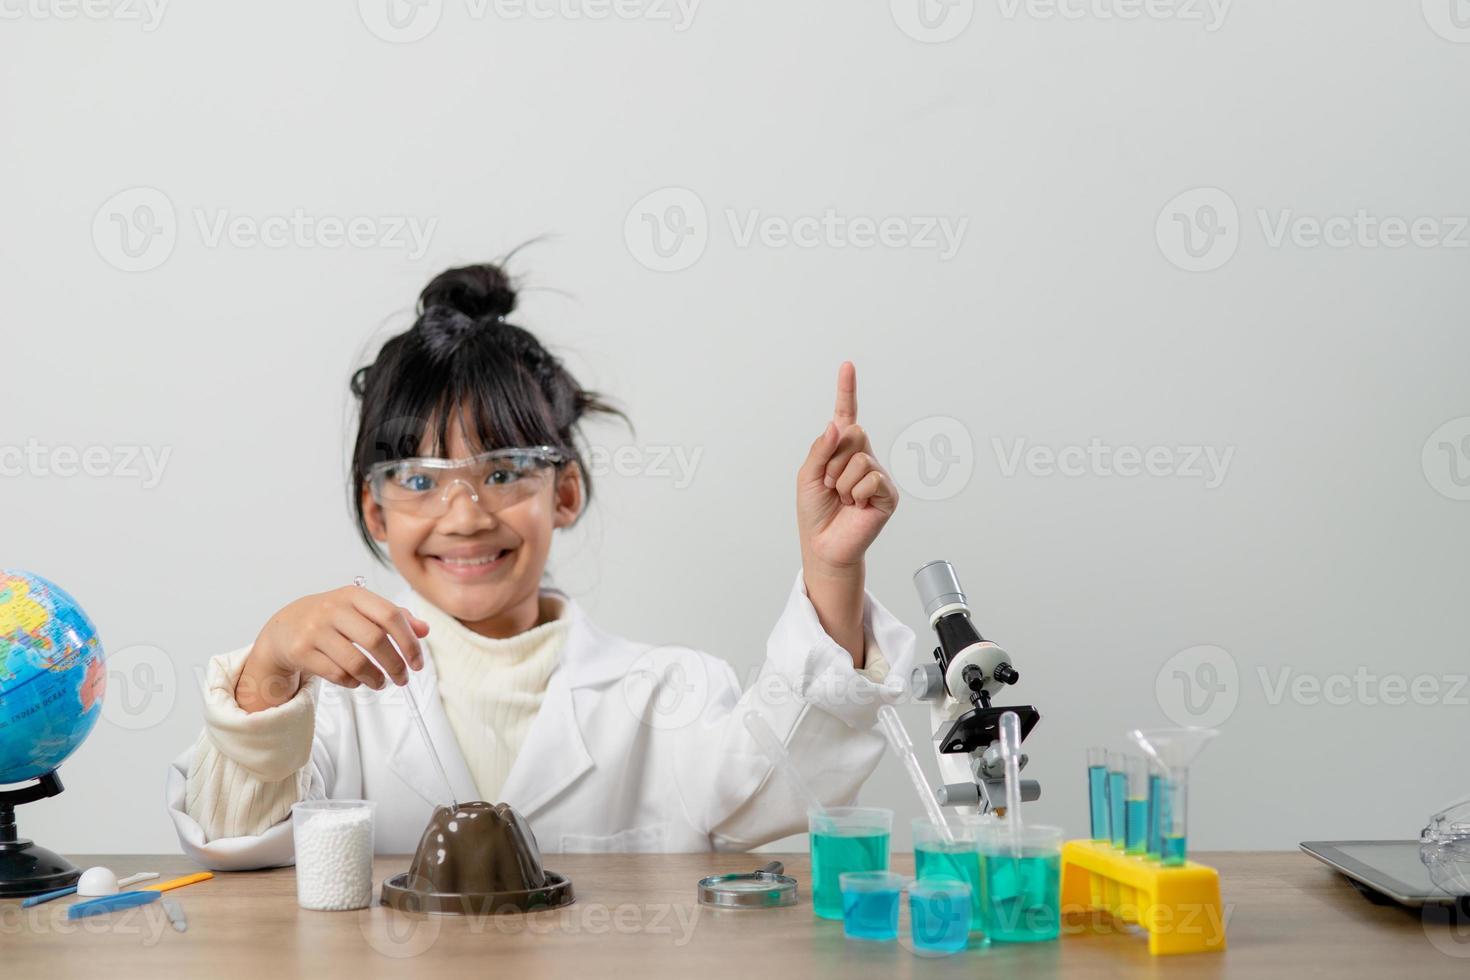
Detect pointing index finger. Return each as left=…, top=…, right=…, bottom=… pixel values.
left=833, top=361, right=858, bottom=429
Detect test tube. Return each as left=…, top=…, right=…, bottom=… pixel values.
left=1145, top=758, right=1164, bottom=859
left=1086, top=747, right=1110, bottom=841
left=1124, top=755, right=1148, bottom=855
left=1106, top=750, right=1127, bottom=849
left=1131, top=728, right=1219, bottom=867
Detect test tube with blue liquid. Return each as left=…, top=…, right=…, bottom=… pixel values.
left=1146, top=758, right=1164, bottom=859
left=1131, top=727, right=1219, bottom=867
left=1124, top=755, right=1148, bottom=855
left=1106, top=750, right=1127, bottom=849
left=1086, top=747, right=1110, bottom=841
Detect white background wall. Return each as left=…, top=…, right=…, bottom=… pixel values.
left=3, top=0, right=1468, bottom=855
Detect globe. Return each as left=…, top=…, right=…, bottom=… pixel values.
left=0, top=570, right=105, bottom=786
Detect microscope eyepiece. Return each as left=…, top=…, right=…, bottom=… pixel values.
left=913, top=560, right=968, bottom=622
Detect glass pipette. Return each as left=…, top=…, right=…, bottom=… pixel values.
left=998, top=710, right=1024, bottom=857
left=742, top=711, right=826, bottom=816
left=353, top=576, right=458, bottom=808
left=877, top=705, right=955, bottom=844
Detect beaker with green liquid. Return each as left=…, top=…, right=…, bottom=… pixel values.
left=976, top=824, right=1063, bottom=942
left=810, top=807, right=892, bottom=919
left=912, top=817, right=983, bottom=935
left=1131, top=728, right=1219, bottom=867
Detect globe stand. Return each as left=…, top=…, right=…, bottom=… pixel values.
left=0, top=770, right=81, bottom=898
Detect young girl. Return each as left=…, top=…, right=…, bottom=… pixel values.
left=165, top=262, right=915, bottom=868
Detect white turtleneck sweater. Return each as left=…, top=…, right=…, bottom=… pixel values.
left=184, top=594, right=568, bottom=841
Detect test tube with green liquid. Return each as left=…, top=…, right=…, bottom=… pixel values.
left=1124, top=755, right=1148, bottom=855
left=1086, top=747, right=1109, bottom=841
left=1106, top=750, right=1127, bottom=849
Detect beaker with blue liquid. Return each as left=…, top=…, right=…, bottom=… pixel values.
left=839, top=871, right=904, bottom=941
left=908, top=877, right=973, bottom=956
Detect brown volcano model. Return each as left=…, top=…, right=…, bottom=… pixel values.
left=380, top=801, right=574, bottom=915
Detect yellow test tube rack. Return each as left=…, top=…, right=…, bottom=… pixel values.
left=1059, top=839, right=1226, bottom=956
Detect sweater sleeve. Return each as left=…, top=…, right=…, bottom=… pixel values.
left=183, top=647, right=319, bottom=840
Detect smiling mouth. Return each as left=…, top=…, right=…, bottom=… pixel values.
left=429, top=548, right=513, bottom=574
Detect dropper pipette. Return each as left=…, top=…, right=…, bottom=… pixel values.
left=353, top=577, right=459, bottom=808
left=742, top=711, right=826, bottom=816
left=998, top=710, right=1024, bottom=857
left=877, top=705, right=956, bottom=845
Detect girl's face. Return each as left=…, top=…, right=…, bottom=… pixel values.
left=361, top=423, right=583, bottom=637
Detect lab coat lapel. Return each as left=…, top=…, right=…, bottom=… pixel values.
left=385, top=585, right=628, bottom=817
left=494, top=670, right=592, bottom=818
left=385, top=647, right=481, bottom=808
left=494, top=595, right=616, bottom=818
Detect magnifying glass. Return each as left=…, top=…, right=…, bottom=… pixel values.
left=697, top=861, right=798, bottom=909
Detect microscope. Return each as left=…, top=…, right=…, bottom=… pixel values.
left=908, top=560, right=1041, bottom=817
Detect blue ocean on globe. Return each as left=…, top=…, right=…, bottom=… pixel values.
left=0, top=570, right=105, bottom=786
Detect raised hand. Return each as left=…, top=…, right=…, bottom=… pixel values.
left=797, top=361, right=900, bottom=573
left=795, top=362, right=899, bottom=663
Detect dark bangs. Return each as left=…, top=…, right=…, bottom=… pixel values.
left=347, top=262, right=627, bottom=560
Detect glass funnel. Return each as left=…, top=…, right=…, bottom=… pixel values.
left=1129, top=728, right=1219, bottom=867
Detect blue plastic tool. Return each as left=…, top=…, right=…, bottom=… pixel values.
left=67, top=890, right=160, bottom=920
left=22, top=885, right=77, bottom=908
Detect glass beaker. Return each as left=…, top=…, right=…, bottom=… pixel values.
left=809, top=807, right=892, bottom=920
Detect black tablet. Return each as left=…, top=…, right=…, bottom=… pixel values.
left=1301, top=840, right=1470, bottom=908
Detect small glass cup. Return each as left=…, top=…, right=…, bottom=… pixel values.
left=976, top=823, right=1063, bottom=942
left=291, top=799, right=377, bottom=911
left=809, top=807, right=892, bottom=920
left=908, top=877, right=973, bottom=956
left=839, top=870, right=905, bottom=942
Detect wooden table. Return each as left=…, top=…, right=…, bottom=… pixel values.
left=5, top=852, right=1468, bottom=978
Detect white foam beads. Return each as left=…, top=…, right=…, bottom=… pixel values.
left=295, top=808, right=375, bottom=910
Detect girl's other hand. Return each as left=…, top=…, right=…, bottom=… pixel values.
left=797, top=361, right=899, bottom=576
left=235, top=587, right=430, bottom=713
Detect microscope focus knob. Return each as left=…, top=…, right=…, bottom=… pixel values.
left=993, top=663, right=1020, bottom=686
left=908, top=663, right=946, bottom=701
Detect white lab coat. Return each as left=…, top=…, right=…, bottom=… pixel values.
left=165, top=571, right=915, bottom=869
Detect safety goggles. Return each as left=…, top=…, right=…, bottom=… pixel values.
left=367, top=445, right=570, bottom=518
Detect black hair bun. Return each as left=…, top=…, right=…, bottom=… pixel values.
left=418, top=263, right=517, bottom=320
